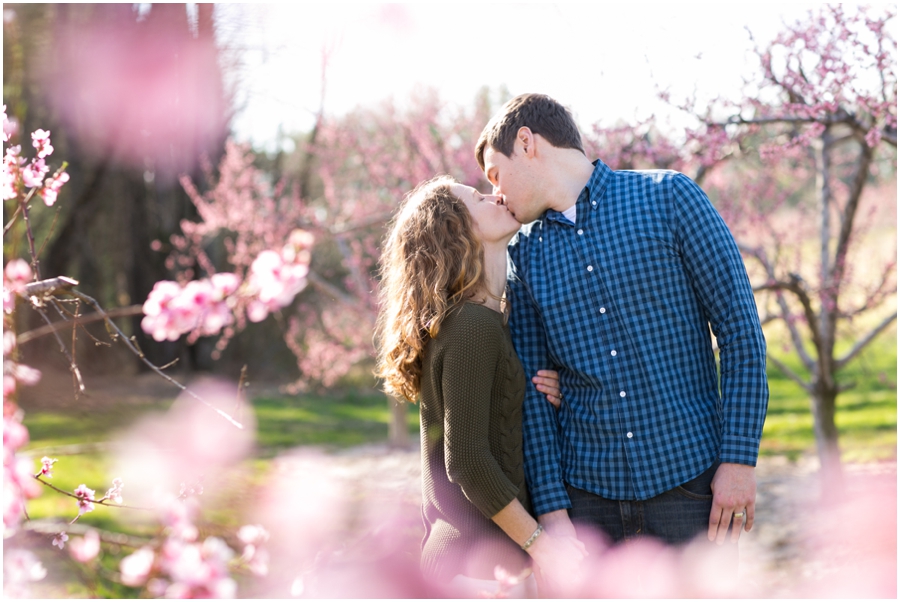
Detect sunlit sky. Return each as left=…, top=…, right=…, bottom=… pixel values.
left=214, top=2, right=851, bottom=151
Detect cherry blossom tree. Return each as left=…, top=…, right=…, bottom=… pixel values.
left=604, top=5, right=897, bottom=479
left=171, top=88, right=497, bottom=445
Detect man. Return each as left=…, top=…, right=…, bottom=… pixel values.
left=475, top=93, right=768, bottom=550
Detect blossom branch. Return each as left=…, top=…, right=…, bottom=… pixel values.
left=66, top=288, right=244, bottom=429
left=33, top=304, right=86, bottom=396
left=32, top=476, right=152, bottom=512
left=18, top=188, right=42, bottom=279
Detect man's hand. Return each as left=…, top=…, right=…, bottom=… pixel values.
left=538, top=509, right=578, bottom=538
left=532, top=510, right=585, bottom=597
left=708, top=463, right=756, bottom=544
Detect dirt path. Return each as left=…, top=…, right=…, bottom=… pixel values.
left=323, top=442, right=897, bottom=597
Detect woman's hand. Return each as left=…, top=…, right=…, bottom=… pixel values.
left=532, top=369, right=563, bottom=409
left=525, top=529, right=587, bottom=595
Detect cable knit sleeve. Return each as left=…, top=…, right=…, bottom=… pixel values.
left=440, top=309, right=520, bottom=519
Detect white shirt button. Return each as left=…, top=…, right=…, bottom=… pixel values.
left=611, top=350, right=617, bottom=356
left=599, top=307, right=606, bottom=314
left=587, top=265, right=593, bottom=272
left=626, top=432, right=633, bottom=439
left=577, top=229, right=583, bottom=235
left=592, top=201, right=597, bottom=206
left=619, top=391, right=626, bottom=397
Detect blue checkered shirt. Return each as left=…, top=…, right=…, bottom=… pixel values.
left=507, top=159, right=768, bottom=515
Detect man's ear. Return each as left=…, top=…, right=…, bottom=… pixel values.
left=516, top=127, right=535, bottom=158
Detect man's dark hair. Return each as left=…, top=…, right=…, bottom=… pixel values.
left=475, top=93, right=584, bottom=171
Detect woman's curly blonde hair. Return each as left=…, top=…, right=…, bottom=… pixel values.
left=375, top=175, right=487, bottom=403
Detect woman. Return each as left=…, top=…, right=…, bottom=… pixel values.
left=375, top=176, right=584, bottom=596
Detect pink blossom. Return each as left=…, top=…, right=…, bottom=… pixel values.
left=3, top=258, right=33, bottom=313
left=39, top=456, right=57, bottom=478
left=13, top=363, right=41, bottom=386
left=2, top=549, right=47, bottom=598
left=31, top=129, right=53, bottom=158
left=69, top=529, right=100, bottom=563
left=1, top=164, right=15, bottom=200
left=21, top=158, right=48, bottom=189
left=74, top=484, right=96, bottom=515
left=52, top=532, right=68, bottom=550
left=141, top=275, right=239, bottom=341
left=40, top=170, right=69, bottom=207
left=141, top=281, right=189, bottom=342
left=1, top=144, right=19, bottom=200
left=238, top=524, right=270, bottom=576
left=105, top=477, right=124, bottom=504
left=196, top=274, right=238, bottom=337
left=865, top=127, right=882, bottom=148
left=14, top=456, right=42, bottom=498
left=246, top=241, right=310, bottom=323
left=159, top=535, right=236, bottom=598
left=120, top=547, right=156, bottom=587
left=159, top=495, right=199, bottom=542
left=3, top=412, right=29, bottom=451
left=1, top=104, right=15, bottom=143
left=4, top=258, right=31, bottom=285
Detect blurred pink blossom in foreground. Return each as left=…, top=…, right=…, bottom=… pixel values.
left=3, top=549, right=47, bottom=598
left=69, top=529, right=101, bottom=563
left=3, top=259, right=32, bottom=314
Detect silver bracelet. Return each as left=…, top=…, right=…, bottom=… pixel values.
left=522, top=523, right=544, bottom=551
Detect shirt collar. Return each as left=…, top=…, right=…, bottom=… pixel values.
left=544, top=158, right=612, bottom=225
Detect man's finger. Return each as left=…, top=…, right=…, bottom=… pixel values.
left=730, top=510, right=745, bottom=542
left=744, top=503, right=755, bottom=532
left=707, top=505, right=724, bottom=542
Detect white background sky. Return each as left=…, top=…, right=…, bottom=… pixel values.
left=213, top=2, right=870, bottom=151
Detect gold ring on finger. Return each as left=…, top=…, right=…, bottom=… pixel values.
left=734, top=512, right=744, bottom=518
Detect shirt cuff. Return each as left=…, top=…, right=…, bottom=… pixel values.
left=529, top=480, right=572, bottom=517
left=719, top=434, right=761, bottom=466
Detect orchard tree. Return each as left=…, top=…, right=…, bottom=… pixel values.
left=666, top=5, right=896, bottom=479
left=170, top=88, right=499, bottom=445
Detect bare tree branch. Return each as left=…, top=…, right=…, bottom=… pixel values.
left=17, top=305, right=144, bottom=345
left=24, top=520, right=153, bottom=550
left=64, top=289, right=245, bottom=430
left=831, top=139, right=874, bottom=287
left=741, top=244, right=817, bottom=371
left=766, top=352, right=813, bottom=392
left=835, top=312, right=898, bottom=370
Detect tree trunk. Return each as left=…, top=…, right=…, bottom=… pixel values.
left=810, top=385, right=843, bottom=488
left=388, top=395, right=410, bottom=448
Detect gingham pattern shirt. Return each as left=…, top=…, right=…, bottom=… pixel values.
left=507, top=159, right=768, bottom=515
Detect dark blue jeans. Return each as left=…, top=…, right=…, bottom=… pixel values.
left=567, top=461, right=727, bottom=547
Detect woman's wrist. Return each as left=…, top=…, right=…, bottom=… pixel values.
left=521, top=523, right=543, bottom=551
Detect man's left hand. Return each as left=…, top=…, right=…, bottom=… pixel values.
left=708, top=462, right=756, bottom=544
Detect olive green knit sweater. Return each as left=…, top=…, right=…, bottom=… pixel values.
left=418, top=302, right=531, bottom=582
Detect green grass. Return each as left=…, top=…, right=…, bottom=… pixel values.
left=251, top=391, right=418, bottom=454
left=18, top=327, right=895, bottom=528
left=760, top=326, right=897, bottom=462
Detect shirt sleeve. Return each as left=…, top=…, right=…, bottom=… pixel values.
left=441, top=312, right=521, bottom=519
left=671, top=174, right=769, bottom=466
left=507, top=253, right=572, bottom=516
